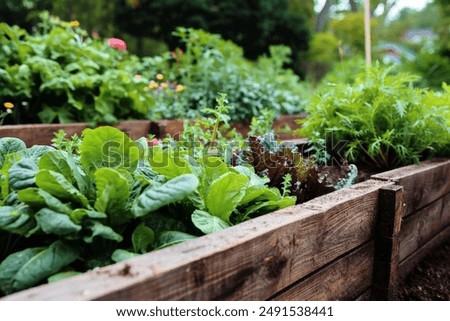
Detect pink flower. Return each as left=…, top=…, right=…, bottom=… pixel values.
left=147, top=138, right=160, bottom=146
left=107, top=38, right=127, bottom=51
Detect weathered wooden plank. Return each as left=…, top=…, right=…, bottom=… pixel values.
left=270, top=242, right=374, bottom=301
left=372, top=158, right=450, bottom=217
left=355, top=289, right=372, bottom=301
left=372, top=185, right=404, bottom=300
left=398, top=225, right=450, bottom=282
left=2, top=179, right=392, bottom=301
left=399, top=194, right=449, bottom=261
left=0, top=121, right=152, bottom=146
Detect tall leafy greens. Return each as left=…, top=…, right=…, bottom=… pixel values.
left=298, top=65, right=450, bottom=170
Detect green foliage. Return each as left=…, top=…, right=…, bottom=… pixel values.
left=144, top=28, right=308, bottom=121
left=0, top=124, right=297, bottom=295
left=299, top=65, right=450, bottom=170
left=401, top=48, right=450, bottom=90
left=0, top=13, right=155, bottom=124
left=330, top=12, right=378, bottom=56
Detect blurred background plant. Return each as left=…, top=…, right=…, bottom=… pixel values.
left=0, top=0, right=448, bottom=125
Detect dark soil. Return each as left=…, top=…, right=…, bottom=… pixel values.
left=394, top=237, right=450, bottom=301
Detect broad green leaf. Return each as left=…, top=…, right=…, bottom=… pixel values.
left=38, top=150, right=73, bottom=184
left=206, top=172, right=249, bottom=222
left=9, top=159, right=38, bottom=190
left=133, top=174, right=199, bottom=217
left=35, top=208, right=81, bottom=237
left=0, top=206, right=37, bottom=236
left=47, top=271, right=82, bottom=283
left=83, top=221, right=123, bottom=243
left=70, top=209, right=107, bottom=224
left=111, top=249, right=139, bottom=263
left=191, top=210, right=230, bottom=234
left=0, top=137, right=26, bottom=167
left=0, top=240, right=79, bottom=294
left=233, top=165, right=270, bottom=186
left=1, top=154, right=19, bottom=199
left=148, top=146, right=191, bottom=179
left=36, top=169, right=89, bottom=208
left=80, top=126, right=140, bottom=174
left=132, top=223, right=155, bottom=253
left=155, top=231, right=197, bottom=249
left=94, top=168, right=131, bottom=225
left=241, top=196, right=296, bottom=220
left=239, top=185, right=281, bottom=206
left=18, top=188, right=72, bottom=214
left=18, top=145, right=54, bottom=160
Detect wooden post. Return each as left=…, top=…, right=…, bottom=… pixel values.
left=372, top=185, right=404, bottom=300
left=364, top=0, right=372, bottom=66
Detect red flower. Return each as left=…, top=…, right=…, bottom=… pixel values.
left=107, top=38, right=127, bottom=51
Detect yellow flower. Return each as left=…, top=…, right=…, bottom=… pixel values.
left=134, top=74, right=142, bottom=79
left=3, top=102, right=14, bottom=109
left=148, top=80, right=159, bottom=90
left=160, top=82, right=168, bottom=89
left=156, top=73, right=164, bottom=80
left=175, top=84, right=185, bottom=92
left=70, top=20, right=80, bottom=28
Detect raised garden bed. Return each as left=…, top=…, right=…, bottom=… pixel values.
left=2, top=157, right=448, bottom=301
left=0, top=121, right=152, bottom=146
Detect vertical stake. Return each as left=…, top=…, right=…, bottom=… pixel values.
left=364, top=0, right=372, bottom=66
left=372, top=185, right=404, bottom=300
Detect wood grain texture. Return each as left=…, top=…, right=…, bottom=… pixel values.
left=399, top=193, right=450, bottom=261
left=0, top=120, right=152, bottom=146
left=372, top=158, right=450, bottom=217
left=398, top=225, right=450, bottom=282
left=270, top=242, right=374, bottom=301
left=2, top=179, right=392, bottom=301
left=372, top=185, right=404, bottom=300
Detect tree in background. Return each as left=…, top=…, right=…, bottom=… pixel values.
left=0, top=0, right=48, bottom=29
left=115, top=0, right=311, bottom=73
left=49, top=0, right=116, bottom=37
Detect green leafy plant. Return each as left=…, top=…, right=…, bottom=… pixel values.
left=299, top=65, right=450, bottom=170
left=0, top=12, right=154, bottom=125
left=142, top=28, right=309, bottom=121
left=0, top=124, right=296, bottom=296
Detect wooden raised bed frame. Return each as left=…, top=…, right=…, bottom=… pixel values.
left=2, top=157, right=449, bottom=301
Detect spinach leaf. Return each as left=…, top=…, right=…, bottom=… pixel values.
left=0, top=206, right=37, bottom=236
left=83, top=220, right=123, bottom=243
left=35, top=169, right=90, bottom=208
left=94, top=168, right=131, bottom=226
left=149, top=146, right=192, bottom=179
left=80, top=126, right=140, bottom=174
left=155, top=231, right=197, bottom=249
left=18, top=188, right=72, bottom=214
left=133, top=174, right=199, bottom=217
left=0, top=240, right=79, bottom=294
left=192, top=210, right=230, bottom=234
left=132, top=223, right=155, bottom=253
left=9, top=159, right=38, bottom=190
left=111, top=249, right=139, bottom=263
left=0, top=138, right=26, bottom=168
left=35, top=208, right=81, bottom=237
